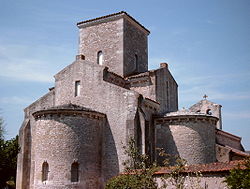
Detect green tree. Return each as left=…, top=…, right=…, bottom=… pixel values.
left=105, top=139, right=158, bottom=189
left=105, top=139, right=205, bottom=189
left=224, top=158, right=250, bottom=189
left=0, top=116, right=19, bottom=188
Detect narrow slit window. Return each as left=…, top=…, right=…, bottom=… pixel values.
left=42, top=161, right=49, bottom=182
left=71, top=162, right=79, bottom=182
left=97, top=51, right=103, bottom=65
left=75, top=81, right=80, bottom=97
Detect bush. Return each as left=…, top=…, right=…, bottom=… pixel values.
left=0, top=135, right=19, bottom=188
left=105, top=139, right=158, bottom=189
left=106, top=174, right=155, bottom=189
left=224, top=158, right=250, bottom=189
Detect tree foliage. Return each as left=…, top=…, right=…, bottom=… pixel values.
left=105, top=139, right=205, bottom=189
left=0, top=116, right=19, bottom=188
left=105, top=139, right=158, bottom=189
left=224, top=158, right=250, bottom=189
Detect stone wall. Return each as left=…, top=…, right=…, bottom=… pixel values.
left=123, top=18, right=148, bottom=76
left=128, top=71, right=156, bottom=102
left=216, top=144, right=231, bottom=162
left=190, top=99, right=222, bottom=129
left=16, top=90, right=55, bottom=189
left=78, top=18, right=124, bottom=76
left=16, top=120, right=31, bottom=189
left=155, top=114, right=217, bottom=165
left=78, top=14, right=149, bottom=77
left=54, top=59, right=140, bottom=181
left=155, top=63, right=178, bottom=114
left=103, top=67, right=128, bottom=89
left=216, top=129, right=243, bottom=150
left=129, top=63, right=178, bottom=114
left=32, top=111, right=104, bottom=189
left=156, top=174, right=228, bottom=189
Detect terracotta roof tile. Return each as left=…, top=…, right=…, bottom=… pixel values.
left=155, top=160, right=248, bottom=175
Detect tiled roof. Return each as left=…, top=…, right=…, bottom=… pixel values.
left=163, top=109, right=207, bottom=116
left=190, top=99, right=222, bottom=108
left=155, top=160, right=247, bottom=175
left=145, top=98, right=160, bottom=105
left=77, top=11, right=150, bottom=34
left=155, top=109, right=219, bottom=119
left=229, top=147, right=250, bottom=157
left=216, top=129, right=242, bottom=141
left=32, top=103, right=106, bottom=117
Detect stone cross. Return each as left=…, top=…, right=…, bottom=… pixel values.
left=203, top=94, right=208, bottom=99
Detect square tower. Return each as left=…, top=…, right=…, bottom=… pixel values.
left=77, top=11, right=150, bottom=77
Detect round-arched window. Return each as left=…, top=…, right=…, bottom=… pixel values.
left=97, top=51, right=103, bottom=65
left=42, top=161, right=49, bottom=182
left=206, top=109, right=212, bottom=115
left=71, top=161, right=79, bottom=182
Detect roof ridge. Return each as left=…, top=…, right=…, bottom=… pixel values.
left=77, top=11, right=150, bottom=34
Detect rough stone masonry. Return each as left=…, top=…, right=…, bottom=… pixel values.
left=16, top=11, right=248, bottom=189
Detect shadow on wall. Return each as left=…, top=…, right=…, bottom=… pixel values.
left=67, top=117, right=119, bottom=186
left=33, top=114, right=119, bottom=188
left=157, top=125, right=180, bottom=166
left=101, top=119, right=119, bottom=183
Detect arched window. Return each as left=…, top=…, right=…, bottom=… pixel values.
left=75, top=80, right=80, bottom=97
left=206, top=109, right=212, bottom=115
left=42, top=161, right=49, bottom=182
left=97, top=51, right=103, bottom=65
left=71, top=162, right=79, bottom=182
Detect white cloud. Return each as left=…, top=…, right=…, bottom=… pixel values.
left=0, top=96, right=33, bottom=105
left=0, top=58, right=53, bottom=82
left=0, top=43, right=72, bottom=82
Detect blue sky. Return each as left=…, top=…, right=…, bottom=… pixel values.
left=0, top=0, right=249, bottom=149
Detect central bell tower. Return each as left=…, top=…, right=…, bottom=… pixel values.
left=77, top=11, right=150, bottom=77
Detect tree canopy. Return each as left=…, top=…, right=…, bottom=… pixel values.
left=224, top=158, right=250, bottom=189
left=0, top=116, right=19, bottom=188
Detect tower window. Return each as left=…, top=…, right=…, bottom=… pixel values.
left=75, top=81, right=80, bottom=97
left=42, top=161, right=49, bottom=182
left=206, top=109, right=212, bottom=115
left=71, top=162, right=79, bottom=182
left=97, top=51, right=103, bottom=65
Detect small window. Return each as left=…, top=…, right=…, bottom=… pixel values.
left=42, top=161, right=49, bottom=182
left=206, top=109, right=212, bottom=115
left=71, top=162, right=79, bottom=182
left=97, top=51, right=103, bottom=65
left=75, top=81, right=80, bottom=97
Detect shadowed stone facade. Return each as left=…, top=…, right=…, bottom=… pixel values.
left=16, top=11, right=248, bottom=189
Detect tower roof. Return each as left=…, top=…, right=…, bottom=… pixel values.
left=77, top=11, right=150, bottom=34
left=190, top=99, right=222, bottom=109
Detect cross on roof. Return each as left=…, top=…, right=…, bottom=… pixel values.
left=203, top=94, right=208, bottom=99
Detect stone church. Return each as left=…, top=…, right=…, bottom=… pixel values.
left=16, top=12, right=248, bottom=189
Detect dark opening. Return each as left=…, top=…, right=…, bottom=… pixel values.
left=71, top=162, right=79, bottom=182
